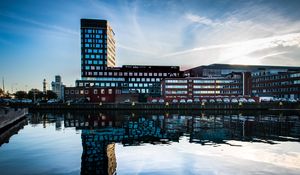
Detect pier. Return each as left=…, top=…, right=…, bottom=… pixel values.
left=0, top=107, right=28, bottom=134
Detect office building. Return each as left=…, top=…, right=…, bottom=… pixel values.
left=252, top=71, right=300, bottom=99
left=162, top=72, right=251, bottom=99
left=81, top=19, right=116, bottom=78
left=73, top=19, right=183, bottom=99
left=51, top=75, right=65, bottom=100
left=185, top=64, right=300, bottom=77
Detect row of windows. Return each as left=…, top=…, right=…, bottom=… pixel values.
left=81, top=29, right=103, bottom=34
left=252, top=75, right=290, bottom=82
left=84, top=71, right=170, bottom=77
left=128, top=89, right=150, bottom=94
left=165, top=91, right=188, bottom=94
left=291, top=73, right=300, bottom=78
left=253, top=81, right=292, bottom=87
left=65, top=88, right=112, bottom=95
left=128, top=83, right=154, bottom=88
left=83, top=54, right=106, bottom=59
left=85, top=65, right=110, bottom=70
left=193, top=85, right=241, bottom=89
left=84, top=43, right=105, bottom=48
left=193, top=90, right=241, bottom=94
left=85, top=60, right=104, bottom=65
left=84, top=34, right=105, bottom=39
left=165, top=85, right=187, bottom=89
left=165, top=80, right=187, bottom=83
left=193, top=79, right=239, bottom=84
left=130, top=77, right=161, bottom=82
left=252, top=87, right=300, bottom=93
left=86, top=49, right=105, bottom=54
left=82, top=39, right=106, bottom=44
left=78, top=82, right=118, bottom=87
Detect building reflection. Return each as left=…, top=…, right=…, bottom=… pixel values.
left=29, top=111, right=300, bottom=174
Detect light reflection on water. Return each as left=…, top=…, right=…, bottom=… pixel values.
left=0, top=110, right=299, bottom=175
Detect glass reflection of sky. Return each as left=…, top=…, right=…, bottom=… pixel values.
left=116, top=137, right=300, bottom=175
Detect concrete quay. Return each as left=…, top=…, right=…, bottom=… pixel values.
left=0, top=107, right=28, bottom=133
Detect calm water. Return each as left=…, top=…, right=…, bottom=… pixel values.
left=0, top=110, right=300, bottom=175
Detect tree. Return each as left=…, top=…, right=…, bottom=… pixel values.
left=14, top=91, right=28, bottom=99
left=28, top=89, right=44, bottom=101
left=46, top=90, right=58, bottom=99
left=0, top=88, right=3, bottom=97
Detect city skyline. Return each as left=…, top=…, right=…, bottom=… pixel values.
left=1, top=0, right=300, bottom=91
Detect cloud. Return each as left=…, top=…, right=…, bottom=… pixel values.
left=185, top=13, right=219, bottom=26
left=160, top=32, right=300, bottom=58
left=0, top=12, right=78, bottom=36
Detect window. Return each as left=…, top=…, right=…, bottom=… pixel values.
left=94, top=89, right=98, bottom=94
left=101, top=89, right=105, bottom=94
left=85, top=90, right=89, bottom=94
left=65, top=90, right=69, bottom=94
left=108, top=89, right=113, bottom=94
left=75, top=90, right=79, bottom=94
left=80, top=90, right=84, bottom=94
left=85, top=55, right=90, bottom=59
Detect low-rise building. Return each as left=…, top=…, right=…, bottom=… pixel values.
left=64, top=87, right=119, bottom=102
left=162, top=72, right=251, bottom=100
left=252, top=71, right=300, bottom=99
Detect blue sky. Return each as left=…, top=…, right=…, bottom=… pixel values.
left=1, top=0, right=300, bottom=91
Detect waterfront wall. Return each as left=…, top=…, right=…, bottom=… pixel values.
left=7, top=102, right=300, bottom=111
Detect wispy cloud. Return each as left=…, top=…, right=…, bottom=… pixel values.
left=0, top=12, right=78, bottom=36
left=185, top=13, right=219, bottom=26
left=160, top=32, right=300, bottom=58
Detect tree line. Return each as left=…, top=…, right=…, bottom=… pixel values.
left=13, top=89, right=58, bottom=100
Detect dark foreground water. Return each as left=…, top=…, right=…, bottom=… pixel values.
left=0, top=110, right=300, bottom=175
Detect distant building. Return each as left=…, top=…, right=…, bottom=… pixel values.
left=51, top=75, right=65, bottom=100
left=185, top=64, right=300, bottom=77
left=162, top=72, right=251, bottom=99
left=252, top=71, right=300, bottom=99
left=43, top=79, right=47, bottom=94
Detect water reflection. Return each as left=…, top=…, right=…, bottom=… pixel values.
left=26, top=110, right=300, bottom=175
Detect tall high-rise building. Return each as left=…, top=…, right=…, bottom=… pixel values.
left=81, top=19, right=116, bottom=78
left=51, top=75, right=65, bottom=100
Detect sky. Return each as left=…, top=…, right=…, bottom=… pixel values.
left=0, top=0, right=300, bottom=91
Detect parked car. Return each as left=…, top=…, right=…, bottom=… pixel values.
left=209, top=99, right=215, bottom=103
left=223, top=98, right=230, bottom=103
left=247, top=98, right=256, bottom=103
left=172, top=99, right=178, bottom=103
left=288, top=99, right=297, bottom=103
left=151, top=99, right=158, bottom=103
left=187, top=99, right=193, bottom=103
left=238, top=98, right=247, bottom=103
left=231, top=98, right=238, bottom=103
left=179, top=99, right=186, bottom=103
left=21, top=99, right=32, bottom=103
left=216, top=98, right=222, bottom=103
left=123, top=99, right=131, bottom=103
left=194, top=98, right=200, bottom=103
left=47, top=99, right=58, bottom=104
left=201, top=99, right=207, bottom=103
left=159, top=99, right=165, bottom=103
